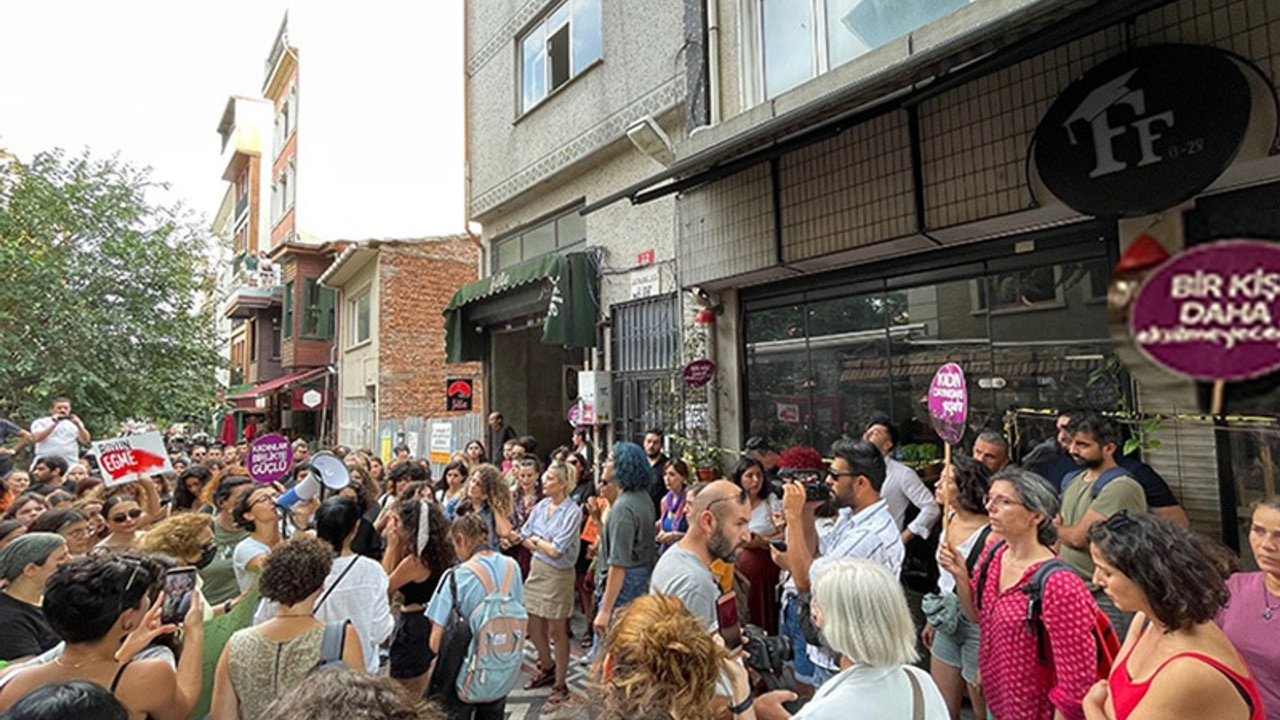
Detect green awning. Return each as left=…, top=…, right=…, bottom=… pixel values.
left=444, top=250, right=599, bottom=363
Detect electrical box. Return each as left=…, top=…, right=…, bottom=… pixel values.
left=578, top=371, right=612, bottom=424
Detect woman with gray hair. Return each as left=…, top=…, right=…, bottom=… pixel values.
left=759, top=558, right=948, bottom=719
left=0, top=532, right=71, bottom=661
left=939, top=467, right=1101, bottom=720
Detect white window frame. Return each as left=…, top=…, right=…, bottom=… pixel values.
left=349, top=290, right=372, bottom=348
left=518, top=0, right=603, bottom=114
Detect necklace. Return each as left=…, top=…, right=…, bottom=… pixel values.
left=54, top=655, right=109, bottom=670
left=1263, top=579, right=1278, bottom=621
left=275, top=611, right=315, bottom=618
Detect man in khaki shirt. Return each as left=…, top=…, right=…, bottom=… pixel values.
left=1056, top=412, right=1146, bottom=637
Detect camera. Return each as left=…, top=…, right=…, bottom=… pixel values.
left=741, top=624, right=807, bottom=713
left=770, top=469, right=831, bottom=503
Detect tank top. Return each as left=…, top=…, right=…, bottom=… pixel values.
left=226, top=625, right=325, bottom=720
left=1109, top=624, right=1265, bottom=720
left=400, top=570, right=441, bottom=607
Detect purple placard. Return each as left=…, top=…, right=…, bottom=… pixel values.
left=927, top=363, right=968, bottom=445
left=683, top=359, right=717, bottom=388
left=247, top=433, right=293, bottom=484
left=1131, top=239, right=1280, bottom=382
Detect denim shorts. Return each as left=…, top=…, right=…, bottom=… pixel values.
left=930, top=611, right=981, bottom=685
left=780, top=597, right=818, bottom=686
left=590, top=565, right=653, bottom=659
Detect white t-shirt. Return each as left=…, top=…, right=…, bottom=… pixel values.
left=30, top=416, right=81, bottom=468
left=793, top=665, right=949, bottom=720
left=313, top=555, right=395, bottom=673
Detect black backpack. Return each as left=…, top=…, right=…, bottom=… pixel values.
left=426, top=568, right=471, bottom=700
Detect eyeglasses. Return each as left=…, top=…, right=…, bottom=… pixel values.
left=110, top=508, right=144, bottom=523
left=983, top=494, right=1024, bottom=511
left=826, top=469, right=857, bottom=480
left=251, top=494, right=278, bottom=507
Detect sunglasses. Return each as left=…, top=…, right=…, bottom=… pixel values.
left=110, top=508, right=144, bottom=523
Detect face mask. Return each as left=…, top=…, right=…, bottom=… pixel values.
left=195, top=543, right=218, bottom=569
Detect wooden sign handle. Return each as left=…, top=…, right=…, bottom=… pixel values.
left=1211, top=380, right=1225, bottom=417
left=942, top=443, right=952, bottom=544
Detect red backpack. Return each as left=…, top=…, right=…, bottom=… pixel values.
left=976, top=541, right=1121, bottom=681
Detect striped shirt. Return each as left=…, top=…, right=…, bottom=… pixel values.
left=520, top=496, right=584, bottom=570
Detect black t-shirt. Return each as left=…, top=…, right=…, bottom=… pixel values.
left=0, top=593, right=61, bottom=661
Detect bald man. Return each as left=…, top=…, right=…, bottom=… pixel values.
left=649, top=479, right=752, bottom=633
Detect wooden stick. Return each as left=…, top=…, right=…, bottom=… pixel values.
left=1211, top=380, right=1226, bottom=417
left=942, top=443, right=952, bottom=543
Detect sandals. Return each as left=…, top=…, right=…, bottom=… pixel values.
left=579, top=634, right=593, bottom=649
left=546, top=685, right=571, bottom=706
left=524, top=666, right=556, bottom=690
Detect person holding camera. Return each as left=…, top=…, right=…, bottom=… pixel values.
left=28, top=399, right=89, bottom=472
left=772, top=440, right=904, bottom=693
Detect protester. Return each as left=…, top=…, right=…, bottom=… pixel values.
left=30, top=457, right=69, bottom=496
left=4, top=495, right=48, bottom=527
left=211, top=536, right=362, bottom=720
left=261, top=669, right=446, bottom=720
left=96, top=493, right=149, bottom=551
left=369, top=456, right=385, bottom=487
left=28, top=399, right=90, bottom=471
left=172, top=466, right=212, bottom=514
left=0, top=680, right=128, bottom=720
left=465, top=464, right=514, bottom=548
left=0, top=553, right=204, bottom=720
left=426, top=513, right=524, bottom=720
left=641, top=429, right=669, bottom=514
left=0, top=418, right=32, bottom=478
left=202, top=473, right=252, bottom=605
left=940, top=467, right=1099, bottom=720
left=591, top=443, right=658, bottom=642
left=338, top=465, right=384, bottom=561
left=862, top=415, right=940, bottom=543
left=0, top=519, right=26, bottom=550
left=592, top=594, right=747, bottom=720
left=232, top=485, right=283, bottom=592
left=27, top=509, right=94, bottom=556
left=922, top=455, right=991, bottom=720
left=382, top=484, right=456, bottom=697
left=1084, top=512, right=1264, bottom=720
left=757, top=559, right=949, bottom=720
left=571, top=428, right=594, bottom=469
left=0, top=533, right=70, bottom=661
left=313, top=496, right=394, bottom=674
left=1218, top=497, right=1280, bottom=720
left=731, top=456, right=783, bottom=635
left=44, top=490, right=75, bottom=510
left=656, top=459, right=692, bottom=551
left=486, top=413, right=517, bottom=465
left=437, top=461, right=469, bottom=521
left=971, top=431, right=1011, bottom=474
left=509, top=456, right=544, bottom=576
left=4, top=470, right=32, bottom=496
left=511, top=460, right=582, bottom=706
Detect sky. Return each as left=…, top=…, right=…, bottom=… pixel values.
left=0, top=1, right=466, bottom=237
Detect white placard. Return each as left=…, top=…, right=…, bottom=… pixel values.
left=630, top=266, right=661, bottom=299
left=91, top=431, right=173, bottom=486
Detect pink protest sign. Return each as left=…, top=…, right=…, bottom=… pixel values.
left=1131, top=239, right=1280, bottom=381
left=247, top=433, right=293, bottom=484
left=928, top=363, right=968, bottom=445
left=683, top=359, right=717, bottom=387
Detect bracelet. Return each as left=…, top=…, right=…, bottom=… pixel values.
left=223, top=601, right=232, bottom=614
left=728, top=691, right=755, bottom=715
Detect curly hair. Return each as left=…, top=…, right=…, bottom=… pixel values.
left=598, top=594, right=729, bottom=720
left=778, top=445, right=824, bottom=471
left=397, top=495, right=457, bottom=573
left=469, top=464, right=512, bottom=517
left=345, top=465, right=379, bottom=512
left=258, top=535, right=334, bottom=607
left=173, top=465, right=213, bottom=511
left=946, top=454, right=991, bottom=515
left=262, top=668, right=445, bottom=720
left=43, top=553, right=163, bottom=643
left=1087, top=512, right=1238, bottom=631
left=138, top=512, right=211, bottom=561
left=609, top=442, right=650, bottom=493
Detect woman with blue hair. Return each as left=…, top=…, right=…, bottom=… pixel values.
left=590, top=443, right=658, bottom=644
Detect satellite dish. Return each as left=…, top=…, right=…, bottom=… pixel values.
left=310, top=452, right=351, bottom=491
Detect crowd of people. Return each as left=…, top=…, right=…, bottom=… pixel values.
left=0, top=399, right=1275, bottom=720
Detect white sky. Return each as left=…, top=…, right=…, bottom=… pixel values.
left=0, top=1, right=465, bottom=236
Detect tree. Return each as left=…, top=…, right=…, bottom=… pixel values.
left=0, top=148, right=220, bottom=436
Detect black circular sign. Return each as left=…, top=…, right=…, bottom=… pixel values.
left=1033, top=44, right=1252, bottom=218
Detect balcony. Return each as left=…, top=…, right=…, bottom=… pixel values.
left=222, top=265, right=284, bottom=319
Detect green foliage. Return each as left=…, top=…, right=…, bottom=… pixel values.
left=0, top=149, right=219, bottom=435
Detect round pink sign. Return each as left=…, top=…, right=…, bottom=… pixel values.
left=247, top=433, right=293, bottom=484
left=927, top=363, right=968, bottom=445
left=1131, top=239, right=1280, bottom=381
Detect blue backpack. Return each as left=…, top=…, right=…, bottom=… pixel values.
left=455, top=557, right=528, bottom=704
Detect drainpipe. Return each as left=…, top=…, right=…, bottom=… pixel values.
left=705, top=0, right=721, bottom=125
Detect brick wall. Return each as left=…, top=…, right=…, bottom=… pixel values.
left=378, top=236, right=484, bottom=420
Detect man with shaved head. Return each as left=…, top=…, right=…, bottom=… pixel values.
left=649, top=479, right=753, bottom=633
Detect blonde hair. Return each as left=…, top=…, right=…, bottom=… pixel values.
left=599, top=594, right=728, bottom=720
left=812, top=558, right=918, bottom=667
left=139, top=512, right=211, bottom=561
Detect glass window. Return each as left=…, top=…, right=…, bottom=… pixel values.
left=351, top=291, right=371, bottom=346
left=496, top=237, right=522, bottom=269
left=491, top=207, right=586, bottom=271
left=301, top=278, right=335, bottom=339
left=283, top=281, right=294, bottom=339
left=557, top=212, right=586, bottom=247
left=520, top=0, right=603, bottom=112
left=762, top=0, right=816, bottom=99
left=523, top=222, right=556, bottom=258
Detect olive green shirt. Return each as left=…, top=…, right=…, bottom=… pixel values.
left=1059, top=469, right=1147, bottom=582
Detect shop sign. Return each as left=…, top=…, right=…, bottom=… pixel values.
left=776, top=403, right=800, bottom=424
left=1131, top=239, right=1280, bottom=381
left=630, top=266, right=661, bottom=299
left=568, top=402, right=585, bottom=427
left=247, top=434, right=293, bottom=484
left=928, top=363, right=967, bottom=444
left=683, top=359, right=717, bottom=387
left=92, top=431, right=172, bottom=487
left=1032, top=44, right=1252, bottom=217
left=301, top=389, right=323, bottom=409
left=429, top=423, right=453, bottom=464
left=447, top=378, right=474, bottom=411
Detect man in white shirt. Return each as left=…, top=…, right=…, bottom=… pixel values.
left=774, top=439, right=905, bottom=690
left=28, top=398, right=89, bottom=470
left=861, top=416, right=939, bottom=544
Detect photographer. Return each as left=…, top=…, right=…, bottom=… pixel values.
left=771, top=440, right=903, bottom=692
left=29, top=399, right=89, bottom=472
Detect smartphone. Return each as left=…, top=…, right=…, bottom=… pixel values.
left=716, top=591, right=743, bottom=650
left=770, top=539, right=788, bottom=553
left=162, top=567, right=198, bottom=625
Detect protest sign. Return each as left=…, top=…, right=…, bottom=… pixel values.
left=928, top=363, right=968, bottom=445
left=91, top=432, right=171, bottom=486
left=247, top=434, right=293, bottom=483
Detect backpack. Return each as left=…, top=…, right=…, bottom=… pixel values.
left=975, top=541, right=1120, bottom=682
left=455, top=557, right=528, bottom=704
left=313, top=621, right=350, bottom=672
left=1064, top=466, right=1134, bottom=499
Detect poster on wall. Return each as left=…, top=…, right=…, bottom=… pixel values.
left=447, top=378, right=474, bottom=411
left=428, top=423, right=452, bottom=464
left=91, top=432, right=172, bottom=486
